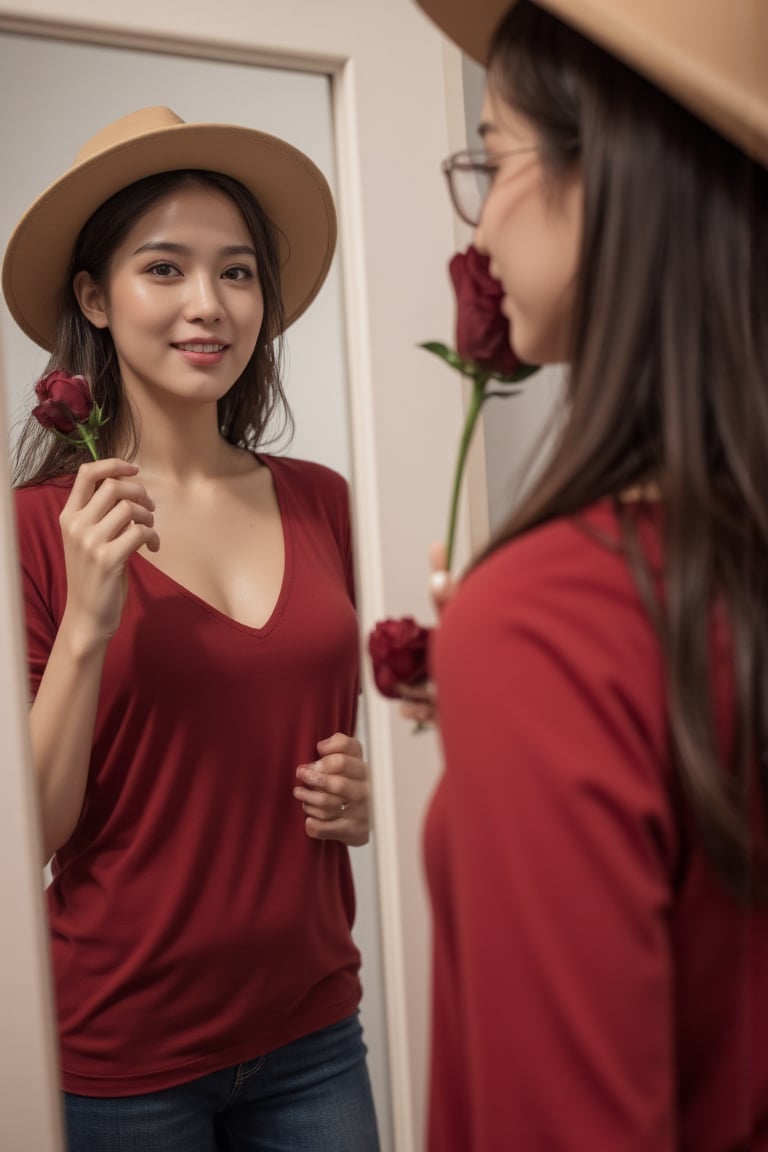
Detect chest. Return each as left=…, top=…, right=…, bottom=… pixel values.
left=139, top=469, right=284, bottom=630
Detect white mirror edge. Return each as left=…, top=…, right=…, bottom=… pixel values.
left=0, top=325, right=67, bottom=1150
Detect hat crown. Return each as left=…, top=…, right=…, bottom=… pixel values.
left=74, top=106, right=185, bottom=166
left=415, top=0, right=768, bottom=169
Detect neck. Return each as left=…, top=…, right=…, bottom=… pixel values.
left=121, top=396, right=246, bottom=484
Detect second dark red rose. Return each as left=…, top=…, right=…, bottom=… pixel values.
left=368, top=616, right=430, bottom=699
left=449, top=245, right=522, bottom=376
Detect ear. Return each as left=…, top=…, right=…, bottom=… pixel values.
left=72, top=270, right=109, bottom=330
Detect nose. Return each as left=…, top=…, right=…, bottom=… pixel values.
left=184, top=271, right=223, bottom=323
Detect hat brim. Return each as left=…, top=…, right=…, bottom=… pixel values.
left=415, top=0, right=504, bottom=65
left=414, top=0, right=768, bottom=169
left=2, top=121, right=337, bottom=350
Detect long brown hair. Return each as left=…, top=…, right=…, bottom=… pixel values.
left=12, top=169, right=290, bottom=485
left=482, top=2, right=768, bottom=899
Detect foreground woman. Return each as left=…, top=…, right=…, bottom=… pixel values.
left=412, top=1, right=768, bottom=1147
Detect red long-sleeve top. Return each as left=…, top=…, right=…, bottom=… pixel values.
left=426, top=500, right=768, bottom=1150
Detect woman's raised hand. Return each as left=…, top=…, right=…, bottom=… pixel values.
left=426, top=539, right=455, bottom=615
left=58, top=459, right=160, bottom=652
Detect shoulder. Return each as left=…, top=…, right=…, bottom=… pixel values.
left=13, top=478, right=72, bottom=539
left=262, top=454, right=350, bottom=515
left=14, top=476, right=73, bottom=506
left=457, top=500, right=657, bottom=626
left=438, top=500, right=664, bottom=710
left=262, top=453, right=347, bottom=490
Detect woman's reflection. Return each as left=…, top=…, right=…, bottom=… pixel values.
left=3, top=104, right=380, bottom=1151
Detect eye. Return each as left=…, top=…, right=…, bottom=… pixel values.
left=147, top=262, right=180, bottom=278
left=221, top=265, right=255, bottom=282
left=472, top=159, right=500, bottom=202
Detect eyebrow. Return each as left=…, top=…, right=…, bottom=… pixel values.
left=132, top=241, right=258, bottom=259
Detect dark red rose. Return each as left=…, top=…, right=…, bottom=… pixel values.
left=449, top=245, right=521, bottom=375
left=32, top=371, right=93, bottom=435
left=368, top=616, right=430, bottom=699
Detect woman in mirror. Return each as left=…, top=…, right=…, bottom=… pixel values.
left=3, top=106, right=379, bottom=1152
left=410, top=0, right=768, bottom=1147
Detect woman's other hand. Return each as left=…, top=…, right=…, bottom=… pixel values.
left=294, top=732, right=371, bottom=846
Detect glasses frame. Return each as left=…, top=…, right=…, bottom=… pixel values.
left=441, top=146, right=539, bottom=227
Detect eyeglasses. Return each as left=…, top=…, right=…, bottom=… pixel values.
left=441, top=146, right=539, bottom=227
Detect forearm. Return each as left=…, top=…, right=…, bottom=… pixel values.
left=29, top=616, right=108, bottom=862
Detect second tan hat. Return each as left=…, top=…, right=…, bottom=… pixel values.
left=414, top=0, right=768, bottom=169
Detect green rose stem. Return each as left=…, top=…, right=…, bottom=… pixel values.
left=445, top=372, right=487, bottom=571
left=50, top=407, right=108, bottom=461
left=53, top=423, right=101, bottom=460
left=420, top=341, right=534, bottom=573
left=78, top=427, right=100, bottom=461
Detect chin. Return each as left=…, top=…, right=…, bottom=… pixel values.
left=511, top=335, right=541, bottom=365
left=514, top=327, right=567, bottom=367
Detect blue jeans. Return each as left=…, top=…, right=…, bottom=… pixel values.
left=64, top=1013, right=380, bottom=1151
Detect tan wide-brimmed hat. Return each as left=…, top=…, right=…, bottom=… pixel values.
left=2, top=106, right=337, bottom=350
left=414, top=0, right=768, bottom=168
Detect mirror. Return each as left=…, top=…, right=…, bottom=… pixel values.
left=0, top=4, right=471, bottom=1148
left=0, top=28, right=392, bottom=1150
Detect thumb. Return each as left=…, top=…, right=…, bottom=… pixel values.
left=428, top=540, right=454, bottom=615
left=429, top=539, right=448, bottom=575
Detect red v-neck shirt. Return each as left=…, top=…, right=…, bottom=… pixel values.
left=15, top=455, right=362, bottom=1096
left=426, top=501, right=768, bottom=1150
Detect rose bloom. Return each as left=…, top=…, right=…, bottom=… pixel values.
left=32, top=370, right=93, bottom=435
left=368, top=616, right=430, bottom=699
left=449, top=245, right=521, bottom=375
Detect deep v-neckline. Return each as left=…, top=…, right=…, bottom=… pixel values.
left=131, top=454, right=291, bottom=636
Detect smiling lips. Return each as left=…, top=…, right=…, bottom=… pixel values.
left=173, top=341, right=228, bottom=353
